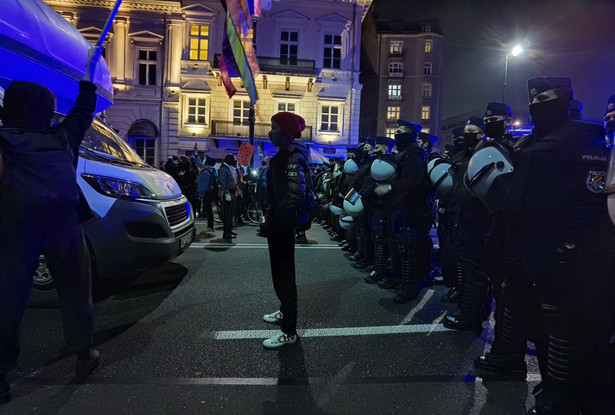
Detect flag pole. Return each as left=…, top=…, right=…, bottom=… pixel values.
left=96, top=0, right=123, bottom=48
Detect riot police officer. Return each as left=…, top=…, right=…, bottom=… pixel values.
left=374, top=120, right=432, bottom=304
left=363, top=136, right=396, bottom=285
left=484, top=77, right=614, bottom=414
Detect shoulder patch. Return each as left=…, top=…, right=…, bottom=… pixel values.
left=586, top=170, right=606, bottom=194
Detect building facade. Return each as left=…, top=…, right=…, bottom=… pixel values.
left=360, top=10, right=444, bottom=142
left=44, top=0, right=372, bottom=165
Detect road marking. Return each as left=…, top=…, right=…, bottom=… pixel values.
left=399, top=288, right=434, bottom=325
left=10, top=374, right=540, bottom=387
left=190, top=243, right=340, bottom=249
left=213, top=324, right=452, bottom=340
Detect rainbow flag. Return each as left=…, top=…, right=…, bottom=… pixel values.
left=220, top=0, right=259, bottom=105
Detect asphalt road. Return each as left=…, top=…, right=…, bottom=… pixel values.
left=1, top=220, right=539, bottom=415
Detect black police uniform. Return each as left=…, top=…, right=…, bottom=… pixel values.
left=389, top=132, right=432, bottom=303
left=500, top=116, right=615, bottom=413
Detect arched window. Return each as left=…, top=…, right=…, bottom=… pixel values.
left=128, top=120, right=158, bottom=166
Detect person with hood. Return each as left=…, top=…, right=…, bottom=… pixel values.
left=196, top=156, right=218, bottom=234
left=0, top=47, right=104, bottom=404
left=219, top=153, right=239, bottom=240
left=261, top=112, right=315, bottom=349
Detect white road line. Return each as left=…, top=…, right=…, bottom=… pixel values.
left=213, top=324, right=451, bottom=340
left=190, top=243, right=340, bottom=249
left=399, top=288, right=435, bottom=325
left=427, top=311, right=448, bottom=336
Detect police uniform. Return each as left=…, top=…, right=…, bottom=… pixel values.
left=496, top=78, right=615, bottom=414
left=387, top=120, right=432, bottom=303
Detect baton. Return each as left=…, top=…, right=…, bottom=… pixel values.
left=96, top=0, right=123, bottom=48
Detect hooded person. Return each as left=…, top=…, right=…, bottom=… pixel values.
left=261, top=112, right=315, bottom=349
left=196, top=156, right=218, bottom=234
left=0, top=47, right=104, bottom=404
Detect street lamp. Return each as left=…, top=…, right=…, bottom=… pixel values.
left=503, top=44, right=523, bottom=103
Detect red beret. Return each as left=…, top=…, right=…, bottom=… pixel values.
left=271, top=112, right=306, bottom=139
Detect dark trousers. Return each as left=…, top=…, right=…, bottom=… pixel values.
left=266, top=221, right=297, bottom=335
left=200, top=192, right=215, bottom=229
left=221, top=193, right=236, bottom=237
left=0, top=217, right=94, bottom=374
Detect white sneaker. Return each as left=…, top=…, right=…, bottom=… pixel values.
left=263, top=310, right=283, bottom=324
left=262, top=330, right=298, bottom=349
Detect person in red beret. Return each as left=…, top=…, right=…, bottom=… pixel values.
left=261, top=112, right=315, bottom=348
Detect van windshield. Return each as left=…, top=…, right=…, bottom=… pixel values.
left=81, top=120, right=149, bottom=167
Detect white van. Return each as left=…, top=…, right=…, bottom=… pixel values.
left=28, top=118, right=195, bottom=303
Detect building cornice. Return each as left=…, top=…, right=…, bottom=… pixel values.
left=44, top=0, right=182, bottom=13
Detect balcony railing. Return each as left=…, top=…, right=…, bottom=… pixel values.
left=211, top=120, right=312, bottom=141
left=388, top=95, right=403, bottom=101
left=213, top=54, right=316, bottom=76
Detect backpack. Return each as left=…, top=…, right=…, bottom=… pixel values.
left=210, top=170, right=220, bottom=195
left=0, top=129, right=80, bottom=216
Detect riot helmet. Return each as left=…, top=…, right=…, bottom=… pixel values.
left=427, top=157, right=454, bottom=196
left=343, top=188, right=364, bottom=217
left=329, top=204, right=345, bottom=216
left=370, top=154, right=398, bottom=183
left=464, top=141, right=514, bottom=214
left=339, top=215, right=355, bottom=230
left=343, top=159, right=359, bottom=175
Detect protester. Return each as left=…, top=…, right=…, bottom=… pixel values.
left=0, top=46, right=104, bottom=404
left=262, top=112, right=314, bottom=349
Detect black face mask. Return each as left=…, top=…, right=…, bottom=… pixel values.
left=395, top=132, right=414, bottom=148
left=529, top=99, right=570, bottom=136
left=463, top=132, right=480, bottom=146
left=268, top=130, right=284, bottom=147
left=484, top=121, right=506, bottom=138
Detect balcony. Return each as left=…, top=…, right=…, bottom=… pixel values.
left=211, top=120, right=312, bottom=141
left=387, top=95, right=403, bottom=101
left=213, top=54, right=316, bottom=76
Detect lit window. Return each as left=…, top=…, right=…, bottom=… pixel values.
left=324, top=34, right=342, bottom=69
left=387, top=106, right=400, bottom=120
left=422, top=105, right=431, bottom=120
left=186, top=96, right=207, bottom=125
left=386, top=128, right=396, bottom=138
left=137, top=49, right=157, bottom=86
left=421, top=127, right=430, bottom=133
left=320, top=105, right=339, bottom=131
left=423, top=62, right=432, bottom=75
left=389, top=41, right=403, bottom=55
left=134, top=138, right=156, bottom=166
left=388, top=84, right=402, bottom=100
left=277, top=102, right=296, bottom=113
left=280, top=31, right=298, bottom=65
left=233, top=100, right=250, bottom=125
left=422, top=82, right=432, bottom=97
left=189, top=25, right=209, bottom=61
left=423, top=24, right=432, bottom=32
left=424, top=40, right=432, bottom=54
left=388, top=62, right=403, bottom=75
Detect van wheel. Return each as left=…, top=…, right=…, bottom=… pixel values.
left=30, top=255, right=59, bottom=307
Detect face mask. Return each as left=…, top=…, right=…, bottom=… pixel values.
left=395, top=132, right=414, bottom=147
left=268, top=130, right=284, bottom=147
left=484, top=121, right=506, bottom=138
left=529, top=99, right=570, bottom=130
left=463, top=132, right=480, bottom=146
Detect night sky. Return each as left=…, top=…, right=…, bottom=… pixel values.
left=372, top=0, right=615, bottom=124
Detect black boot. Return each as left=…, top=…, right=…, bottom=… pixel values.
left=75, top=349, right=100, bottom=378
left=364, top=236, right=387, bottom=284
left=394, top=249, right=418, bottom=304
left=443, top=262, right=488, bottom=332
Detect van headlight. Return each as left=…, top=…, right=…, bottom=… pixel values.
left=82, top=174, right=156, bottom=199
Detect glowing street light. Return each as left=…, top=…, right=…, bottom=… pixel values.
left=503, top=44, right=524, bottom=104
